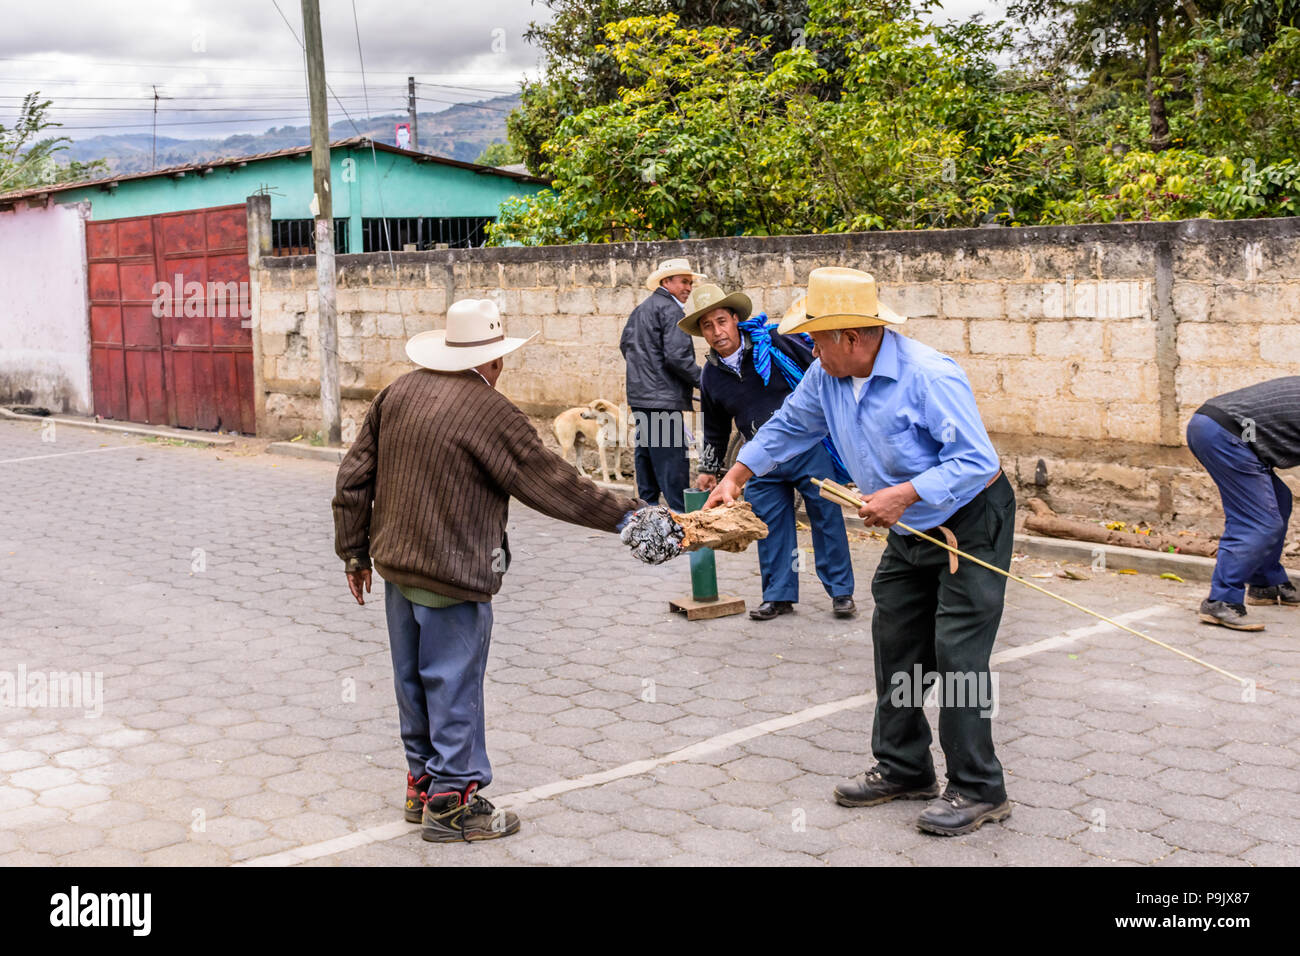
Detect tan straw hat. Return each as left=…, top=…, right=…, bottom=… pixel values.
left=405, top=298, right=537, bottom=372
left=776, top=267, right=906, bottom=335
left=677, top=283, right=752, bottom=336
left=645, top=257, right=707, bottom=291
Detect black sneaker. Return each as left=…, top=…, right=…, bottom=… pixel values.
left=421, top=783, right=521, bottom=843
left=833, top=765, right=940, bottom=807
left=917, top=787, right=1012, bottom=836
left=405, top=772, right=431, bottom=823
left=750, top=600, right=794, bottom=621
left=1246, top=582, right=1300, bottom=607
left=1198, top=599, right=1264, bottom=631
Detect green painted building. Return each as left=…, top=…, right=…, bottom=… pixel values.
left=1, top=136, right=544, bottom=252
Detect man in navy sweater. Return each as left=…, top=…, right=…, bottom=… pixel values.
left=1188, top=376, right=1300, bottom=630
left=683, top=284, right=856, bottom=621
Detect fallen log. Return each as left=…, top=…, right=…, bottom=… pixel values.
left=1023, top=498, right=1218, bottom=558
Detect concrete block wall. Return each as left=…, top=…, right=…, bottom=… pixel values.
left=254, top=217, right=1300, bottom=527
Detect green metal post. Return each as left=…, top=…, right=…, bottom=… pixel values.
left=683, top=488, right=718, bottom=602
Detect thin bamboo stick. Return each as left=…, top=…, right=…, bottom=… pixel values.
left=810, top=477, right=1251, bottom=687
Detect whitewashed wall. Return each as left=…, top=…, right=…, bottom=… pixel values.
left=0, top=200, right=92, bottom=415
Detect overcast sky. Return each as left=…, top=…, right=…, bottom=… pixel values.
left=1, top=0, right=1007, bottom=142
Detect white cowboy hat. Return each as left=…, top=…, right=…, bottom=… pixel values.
left=405, top=298, right=537, bottom=372
left=777, top=268, right=906, bottom=335
left=678, top=283, right=753, bottom=337
left=645, top=257, right=707, bottom=292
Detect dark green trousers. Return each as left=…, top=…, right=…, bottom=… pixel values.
left=869, top=474, right=1015, bottom=804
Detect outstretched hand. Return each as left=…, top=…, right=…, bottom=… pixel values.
left=620, top=506, right=684, bottom=565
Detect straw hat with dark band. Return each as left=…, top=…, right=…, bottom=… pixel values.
left=776, top=267, right=906, bottom=335
left=677, top=283, right=753, bottom=337
left=405, top=299, right=536, bottom=372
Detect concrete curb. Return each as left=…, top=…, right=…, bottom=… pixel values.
left=0, top=407, right=235, bottom=446
left=267, top=441, right=346, bottom=463
left=1014, top=532, right=1300, bottom=584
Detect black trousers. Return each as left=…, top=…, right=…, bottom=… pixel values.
left=869, top=474, right=1015, bottom=804
left=631, top=407, right=690, bottom=512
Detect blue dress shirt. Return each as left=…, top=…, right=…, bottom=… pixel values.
left=736, top=328, right=1001, bottom=534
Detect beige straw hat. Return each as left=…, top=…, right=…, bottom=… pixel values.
left=777, top=268, right=906, bottom=334
left=644, top=257, right=707, bottom=291
left=677, top=283, right=753, bottom=337
left=404, top=298, right=536, bottom=372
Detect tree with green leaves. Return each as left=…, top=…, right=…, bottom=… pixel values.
left=493, top=0, right=1299, bottom=242
left=0, top=94, right=107, bottom=194
left=474, top=140, right=523, bottom=167
left=509, top=0, right=817, bottom=174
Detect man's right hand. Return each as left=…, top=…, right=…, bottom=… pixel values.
left=704, top=462, right=755, bottom=509
left=347, top=568, right=372, bottom=605
left=696, top=473, right=718, bottom=492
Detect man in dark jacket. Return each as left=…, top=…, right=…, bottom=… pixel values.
left=1187, top=376, right=1300, bottom=630
left=684, top=284, right=856, bottom=621
left=620, top=257, right=705, bottom=511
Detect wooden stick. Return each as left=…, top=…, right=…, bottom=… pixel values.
left=810, top=477, right=1251, bottom=687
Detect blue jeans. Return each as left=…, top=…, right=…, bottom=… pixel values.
left=631, top=407, right=690, bottom=512
left=1186, top=413, right=1293, bottom=604
left=384, top=581, right=494, bottom=791
left=745, top=443, right=855, bottom=603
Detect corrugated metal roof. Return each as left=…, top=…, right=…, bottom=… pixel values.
left=0, top=135, right=546, bottom=204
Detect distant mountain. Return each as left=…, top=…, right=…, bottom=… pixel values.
left=62, top=94, right=520, bottom=173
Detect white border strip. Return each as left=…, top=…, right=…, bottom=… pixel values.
left=0, top=444, right=136, bottom=465
left=238, top=604, right=1172, bottom=867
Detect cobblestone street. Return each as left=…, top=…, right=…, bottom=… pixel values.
left=2, top=416, right=1298, bottom=867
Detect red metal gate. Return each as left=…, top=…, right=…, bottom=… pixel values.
left=86, top=204, right=256, bottom=434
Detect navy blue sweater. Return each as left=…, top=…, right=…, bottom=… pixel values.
left=698, top=331, right=815, bottom=476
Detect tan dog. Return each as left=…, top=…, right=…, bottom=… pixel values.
left=553, top=399, right=629, bottom=483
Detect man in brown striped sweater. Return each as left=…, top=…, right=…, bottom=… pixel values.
left=333, top=299, right=643, bottom=843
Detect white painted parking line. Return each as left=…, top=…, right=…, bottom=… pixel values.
left=238, top=603, right=1174, bottom=867
left=0, top=444, right=137, bottom=465
left=991, top=605, right=1173, bottom=663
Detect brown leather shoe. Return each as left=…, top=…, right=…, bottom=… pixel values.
left=917, top=788, right=1012, bottom=836
left=833, top=765, right=940, bottom=807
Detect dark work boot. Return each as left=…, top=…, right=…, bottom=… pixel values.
left=1246, top=582, right=1300, bottom=607
left=833, top=765, right=940, bottom=807
left=405, top=772, right=431, bottom=823
left=832, top=596, right=857, bottom=618
left=917, top=787, right=1012, bottom=836
left=1198, top=599, right=1264, bottom=631
left=750, top=600, right=794, bottom=621
left=421, top=783, right=521, bottom=843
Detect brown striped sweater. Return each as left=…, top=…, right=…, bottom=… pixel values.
left=333, top=368, right=642, bottom=603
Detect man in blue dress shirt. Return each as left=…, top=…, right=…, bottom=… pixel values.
left=705, top=267, right=1014, bottom=836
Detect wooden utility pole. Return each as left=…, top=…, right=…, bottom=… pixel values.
left=301, top=0, right=341, bottom=445
left=407, top=76, right=419, bottom=151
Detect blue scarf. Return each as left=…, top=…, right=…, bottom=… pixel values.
left=738, top=314, right=851, bottom=483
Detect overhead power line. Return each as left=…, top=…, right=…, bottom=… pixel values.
left=0, top=54, right=529, bottom=80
